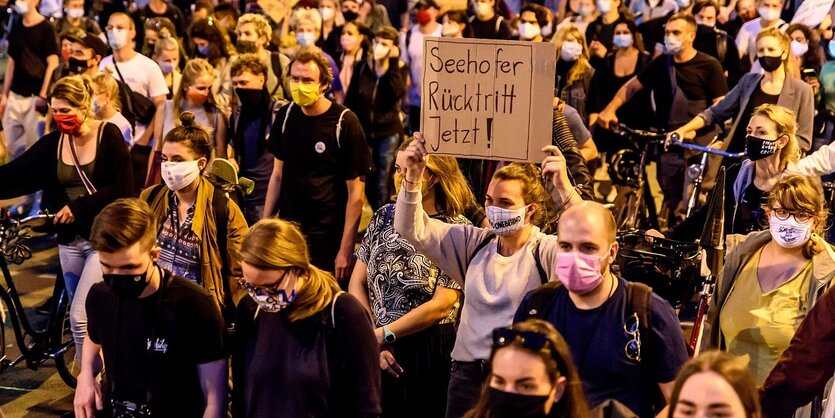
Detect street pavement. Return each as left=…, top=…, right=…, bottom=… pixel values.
left=0, top=234, right=73, bottom=417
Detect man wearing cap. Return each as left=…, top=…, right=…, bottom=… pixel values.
left=64, top=32, right=107, bottom=77
left=401, top=0, right=441, bottom=134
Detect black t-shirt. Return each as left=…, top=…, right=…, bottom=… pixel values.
left=727, top=86, right=779, bottom=154
left=637, top=52, right=728, bottom=128
left=735, top=180, right=767, bottom=235
left=268, top=102, right=372, bottom=238
left=8, top=18, right=58, bottom=97
left=469, top=15, right=512, bottom=40
left=133, top=3, right=186, bottom=44
left=514, top=277, right=688, bottom=418
left=586, top=16, right=622, bottom=49
left=86, top=272, right=226, bottom=417
left=232, top=293, right=382, bottom=418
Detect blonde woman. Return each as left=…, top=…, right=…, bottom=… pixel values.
left=152, top=33, right=183, bottom=99
left=232, top=219, right=381, bottom=417
left=551, top=24, right=594, bottom=123
left=152, top=58, right=228, bottom=164
left=349, top=152, right=477, bottom=418
left=91, top=72, right=132, bottom=144
left=0, top=75, right=132, bottom=359
left=707, top=174, right=835, bottom=385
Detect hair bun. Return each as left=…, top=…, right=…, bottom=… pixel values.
left=179, top=111, right=196, bottom=127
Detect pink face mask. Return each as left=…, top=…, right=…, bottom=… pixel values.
left=555, top=250, right=608, bottom=294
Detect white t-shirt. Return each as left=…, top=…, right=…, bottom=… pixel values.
left=106, top=112, right=134, bottom=145
left=736, top=17, right=787, bottom=65
left=100, top=52, right=169, bottom=141
left=401, top=24, right=443, bottom=106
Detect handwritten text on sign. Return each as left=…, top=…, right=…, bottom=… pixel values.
left=421, top=38, right=556, bottom=162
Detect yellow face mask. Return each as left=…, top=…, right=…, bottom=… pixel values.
left=289, top=81, right=321, bottom=107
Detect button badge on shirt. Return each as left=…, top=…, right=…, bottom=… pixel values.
left=315, top=141, right=327, bottom=153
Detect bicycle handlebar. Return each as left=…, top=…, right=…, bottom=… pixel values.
left=612, top=123, right=668, bottom=140
left=669, top=133, right=745, bottom=158
left=0, top=211, right=54, bottom=229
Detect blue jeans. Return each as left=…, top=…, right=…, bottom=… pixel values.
left=58, top=236, right=103, bottom=361
left=445, top=360, right=490, bottom=418
left=366, top=134, right=401, bottom=210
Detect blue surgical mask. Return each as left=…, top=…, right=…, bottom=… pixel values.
left=158, top=61, right=175, bottom=74
left=613, top=33, right=633, bottom=49
left=196, top=44, right=211, bottom=56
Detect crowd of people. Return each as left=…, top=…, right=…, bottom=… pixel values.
left=1, top=0, right=835, bottom=417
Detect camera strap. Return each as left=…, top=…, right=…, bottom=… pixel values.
left=112, top=266, right=169, bottom=407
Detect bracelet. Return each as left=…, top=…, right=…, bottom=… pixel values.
left=561, top=186, right=578, bottom=208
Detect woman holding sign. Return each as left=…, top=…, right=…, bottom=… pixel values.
left=394, top=133, right=583, bottom=418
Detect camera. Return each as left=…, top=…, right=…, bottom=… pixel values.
left=111, top=399, right=153, bottom=418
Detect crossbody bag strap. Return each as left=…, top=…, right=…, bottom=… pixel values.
left=66, top=133, right=98, bottom=195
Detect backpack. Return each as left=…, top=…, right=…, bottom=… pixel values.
left=280, top=101, right=350, bottom=148
left=269, top=52, right=285, bottom=98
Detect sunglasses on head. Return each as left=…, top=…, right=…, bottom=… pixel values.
left=492, top=327, right=568, bottom=374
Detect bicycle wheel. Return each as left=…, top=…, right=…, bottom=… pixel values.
left=52, top=289, right=77, bottom=388
left=614, top=190, right=638, bottom=230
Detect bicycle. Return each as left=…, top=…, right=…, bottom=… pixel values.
left=668, top=133, right=745, bottom=218
left=608, top=123, right=667, bottom=231
left=0, top=210, right=77, bottom=387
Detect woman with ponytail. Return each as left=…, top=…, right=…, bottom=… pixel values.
left=140, top=111, right=248, bottom=321
left=232, top=218, right=381, bottom=418
left=0, top=74, right=132, bottom=359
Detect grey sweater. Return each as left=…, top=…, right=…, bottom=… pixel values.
left=393, top=187, right=561, bottom=361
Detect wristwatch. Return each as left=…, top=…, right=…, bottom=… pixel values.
left=383, top=326, right=397, bottom=344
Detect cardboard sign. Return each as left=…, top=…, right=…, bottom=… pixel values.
left=421, top=38, right=556, bottom=163
left=792, top=0, right=835, bottom=27
left=258, top=0, right=298, bottom=24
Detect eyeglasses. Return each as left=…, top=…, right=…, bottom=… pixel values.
left=237, top=269, right=293, bottom=300
left=771, top=207, right=813, bottom=223
left=624, top=313, right=641, bottom=362
left=493, top=328, right=553, bottom=352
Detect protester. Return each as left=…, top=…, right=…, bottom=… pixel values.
left=338, top=20, right=370, bottom=96
left=91, top=73, right=132, bottom=144
left=140, top=17, right=177, bottom=57
left=152, top=33, right=183, bottom=100
left=349, top=151, right=475, bottom=418
left=141, top=111, right=247, bottom=317
left=0, top=75, right=132, bottom=362
left=231, top=218, right=381, bottom=417
left=344, top=26, right=405, bottom=210
left=552, top=24, right=594, bottom=123
left=518, top=4, right=550, bottom=42
left=263, top=47, right=371, bottom=281
left=2, top=0, right=60, bottom=204
left=469, top=0, right=513, bottom=40
left=442, top=10, right=472, bottom=38
left=557, top=0, right=597, bottom=34
left=235, top=13, right=292, bottom=102
left=152, top=58, right=228, bottom=163
left=464, top=320, right=592, bottom=418
left=348, top=0, right=391, bottom=33
left=51, top=0, right=102, bottom=42
left=132, top=0, right=186, bottom=46
left=786, top=23, right=823, bottom=93
left=692, top=0, right=743, bottom=88
left=584, top=0, right=631, bottom=57
left=64, top=32, right=107, bottom=77
left=514, top=200, right=688, bottom=417
left=668, top=351, right=761, bottom=418
left=225, top=55, right=282, bottom=225
left=188, top=17, right=236, bottom=115
left=318, top=0, right=345, bottom=58
left=629, top=0, right=677, bottom=24
left=394, top=134, right=583, bottom=418
left=74, top=198, right=227, bottom=418
left=401, top=0, right=441, bottom=133
left=704, top=174, right=835, bottom=384
left=736, top=0, right=787, bottom=65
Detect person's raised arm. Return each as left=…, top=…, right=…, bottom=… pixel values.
left=541, top=145, right=583, bottom=210
left=263, top=158, right=283, bottom=218
left=197, top=358, right=228, bottom=418
left=596, top=76, right=644, bottom=129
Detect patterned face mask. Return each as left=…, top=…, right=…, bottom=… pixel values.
left=239, top=272, right=298, bottom=314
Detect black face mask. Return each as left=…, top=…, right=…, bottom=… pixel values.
left=66, top=58, right=90, bottom=75
left=103, top=261, right=152, bottom=300
left=343, top=10, right=359, bottom=22
left=486, top=387, right=550, bottom=418
left=745, top=135, right=779, bottom=161
left=235, top=87, right=266, bottom=107
left=758, top=55, right=783, bottom=72
left=236, top=40, right=259, bottom=54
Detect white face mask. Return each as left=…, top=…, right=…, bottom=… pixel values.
left=676, top=0, right=691, bottom=8
left=541, top=23, right=553, bottom=37
left=373, top=43, right=390, bottom=60
left=790, top=40, right=809, bottom=57
left=13, top=1, right=28, bottom=15
left=67, top=8, right=85, bottom=19
left=665, top=35, right=683, bottom=54
left=578, top=4, right=595, bottom=16
left=769, top=214, right=813, bottom=248
left=758, top=6, right=781, bottom=22
left=476, top=2, right=494, bottom=19
left=108, top=29, right=129, bottom=50
left=442, top=22, right=461, bottom=36
left=161, top=160, right=201, bottom=191
left=486, top=205, right=529, bottom=236
left=596, top=0, right=611, bottom=14
left=560, top=40, right=583, bottom=61
left=319, top=7, right=336, bottom=21
left=296, top=32, right=316, bottom=47
left=518, top=23, right=541, bottom=40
